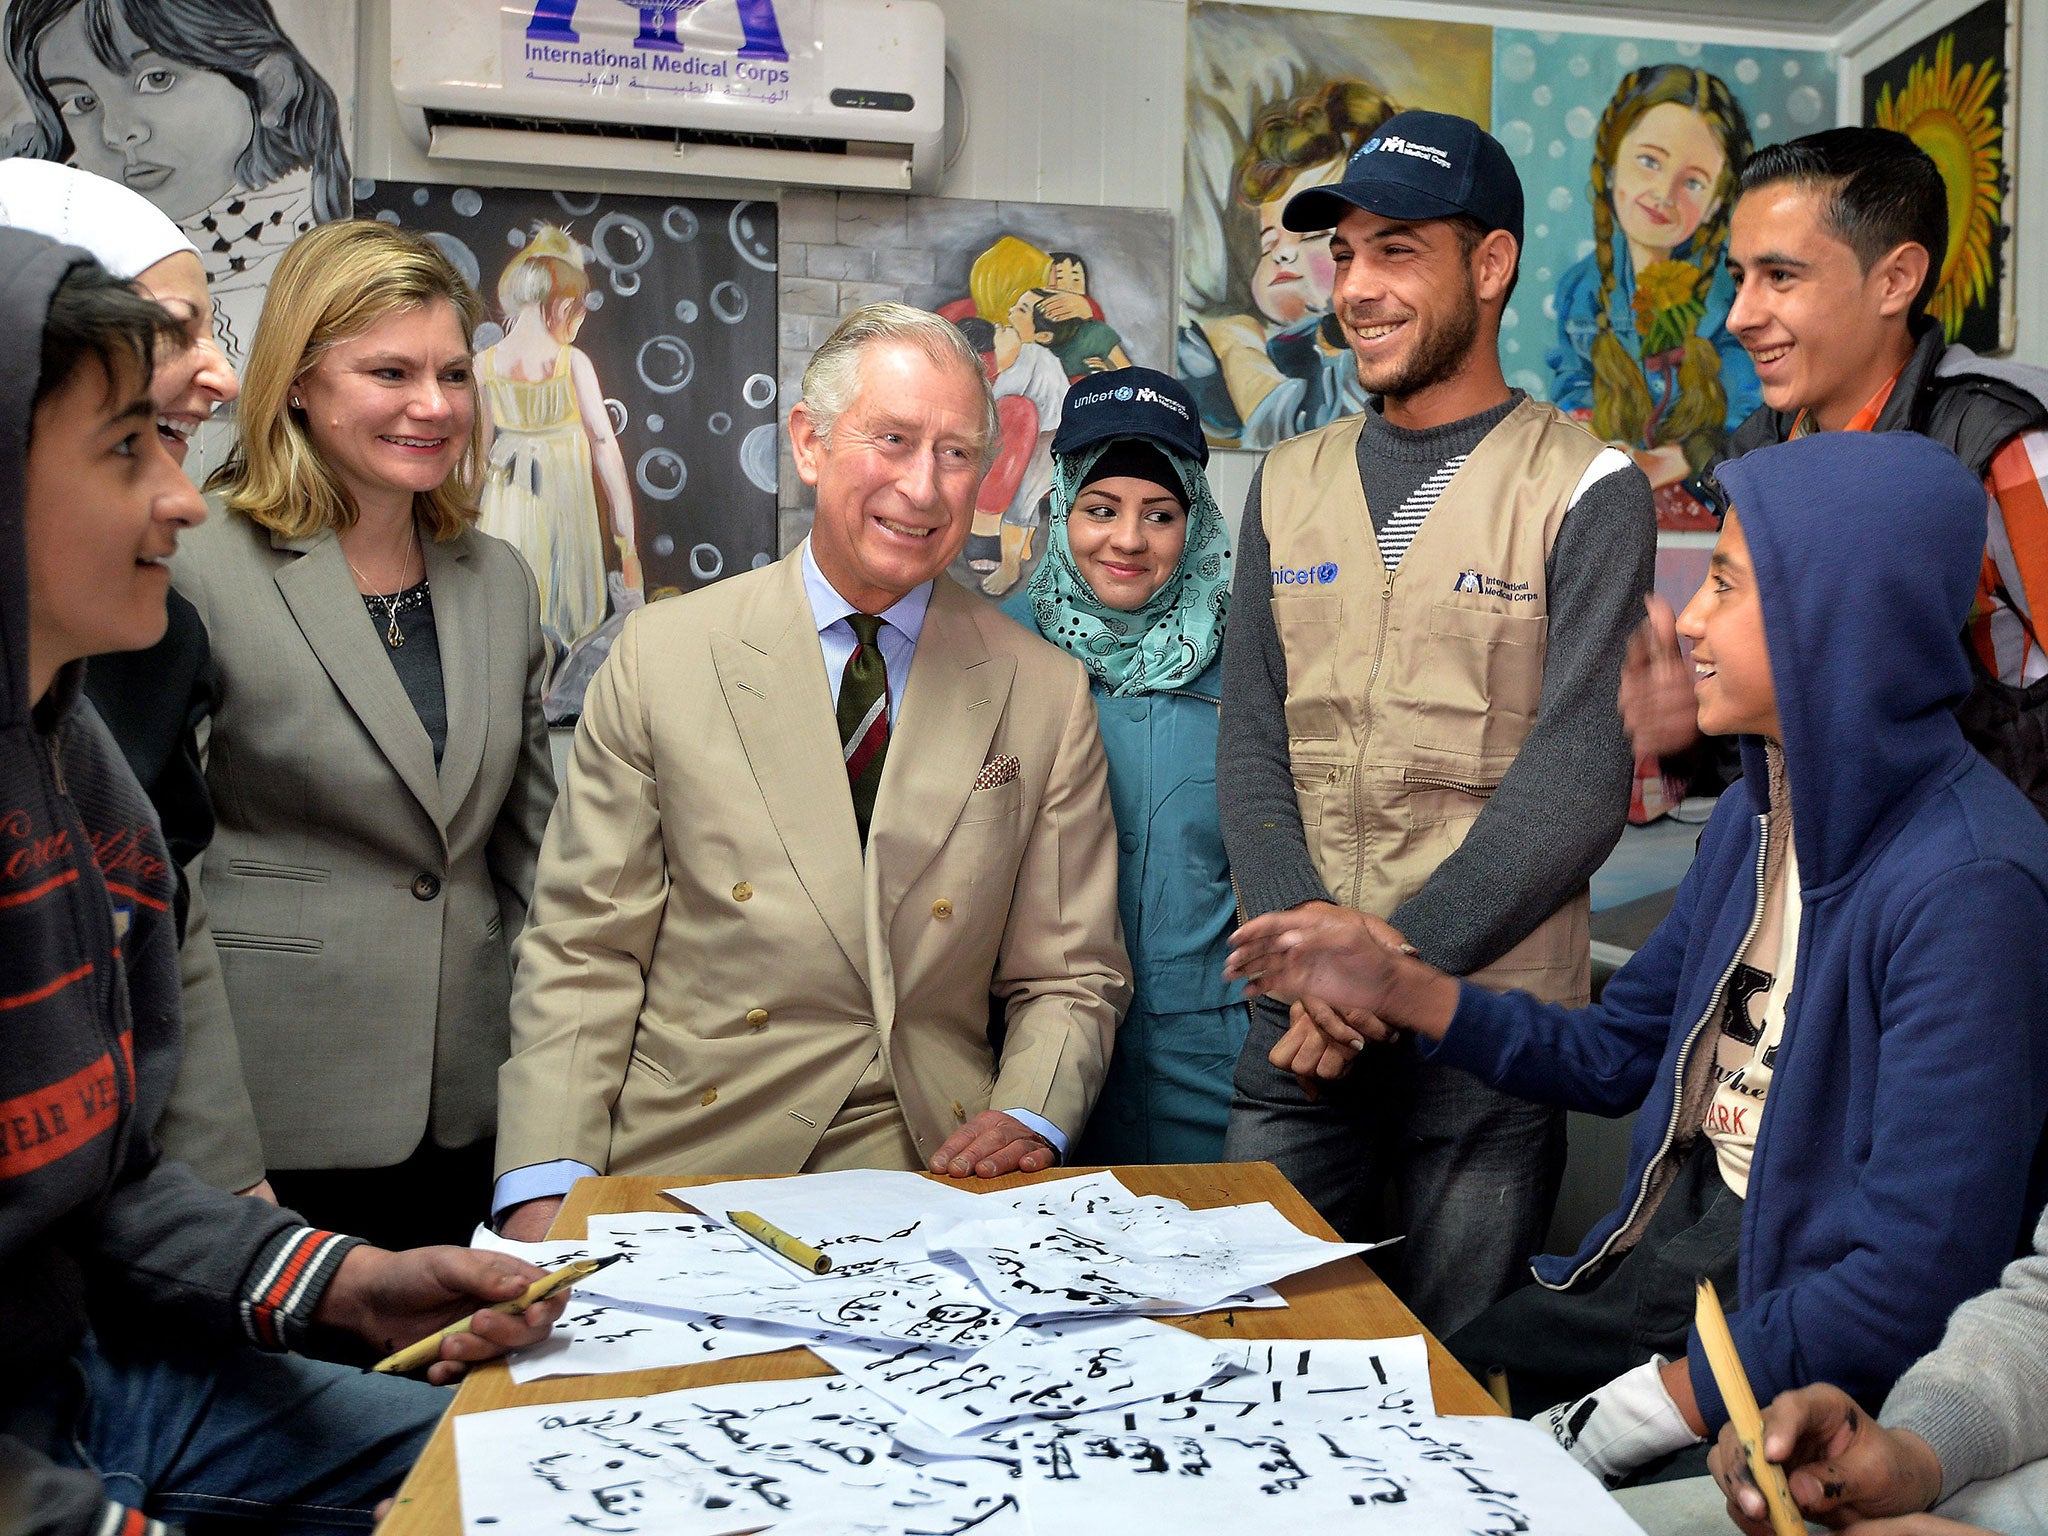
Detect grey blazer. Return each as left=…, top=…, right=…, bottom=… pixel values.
left=170, top=503, right=556, bottom=1170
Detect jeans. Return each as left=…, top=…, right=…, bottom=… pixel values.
left=1223, top=998, right=1566, bottom=1338
left=16, top=1331, right=448, bottom=1534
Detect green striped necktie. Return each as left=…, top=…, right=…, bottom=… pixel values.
left=839, top=612, right=890, bottom=843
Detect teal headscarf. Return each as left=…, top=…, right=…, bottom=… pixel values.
left=1024, top=437, right=1231, bottom=696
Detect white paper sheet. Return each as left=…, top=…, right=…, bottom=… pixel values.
left=471, top=1223, right=828, bottom=1383
left=580, top=1219, right=1018, bottom=1352
left=1209, top=1335, right=1437, bottom=1417
left=931, top=1200, right=1369, bottom=1318
left=814, top=1317, right=1238, bottom=1436
left=1011, top=1400, right=1645, bottom=1535
left=452, top=1376, right=1024, bottom=1536
left=667, top=1170, right=990, bottom=1274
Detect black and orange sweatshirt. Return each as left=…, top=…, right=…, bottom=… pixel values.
left=0, top=228, right=359, bottom=1536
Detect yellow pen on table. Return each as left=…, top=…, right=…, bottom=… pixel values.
left=370, top=1253, right=622, bottom=1375
left=1695, top=1278, right=1805, bottom=1536
left=729, top=1210, right=833, bottom=1274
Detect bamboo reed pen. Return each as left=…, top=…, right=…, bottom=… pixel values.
left=1695, top=1278, right=1805, bottom=1536
left=371, top=1254, right=621, bottom=1374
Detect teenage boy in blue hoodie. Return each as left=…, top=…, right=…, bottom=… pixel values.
left=1225, top=429, right=2048, bottom=1486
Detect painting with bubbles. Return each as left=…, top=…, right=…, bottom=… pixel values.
left=1493, top=31, right=1836, bottom=530
left=355, top=180, right=779, bottom=720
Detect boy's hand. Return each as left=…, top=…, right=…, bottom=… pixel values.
left=1619, top=593, right=1701, bottom=758
left=1708, top=1383, right=1945, bottom=1534
left=1228, top=905, right=1457, bottom=1039
left=314, top=1245, right=567, bottom=1385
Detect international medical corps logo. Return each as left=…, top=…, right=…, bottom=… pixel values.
left=525, top=0, right=792, bottom=62
left=1352, top=133, right=1453, bottom=170
left=1452, top=569, right=1540, bottom=603
left=1272, top=562, right=1339, bottom=586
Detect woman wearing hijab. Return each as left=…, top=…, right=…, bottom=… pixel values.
left=1001, top=367, right=1246, bottom=1162
left=0, top=157, right=264, bottom=1198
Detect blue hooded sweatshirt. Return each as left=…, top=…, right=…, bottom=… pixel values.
left=1423, top=430, right=2048, bottom=1431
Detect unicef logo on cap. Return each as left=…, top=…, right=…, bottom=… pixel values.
left=1115, top=386, right=1134, bottom=401
left=1355, top=137, right=1384, bottom=159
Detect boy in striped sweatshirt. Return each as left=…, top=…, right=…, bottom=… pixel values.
left=0, top=230, right=562, bottom=1536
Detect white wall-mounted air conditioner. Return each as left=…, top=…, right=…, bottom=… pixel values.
left=391, top=0, right=945, bottom=193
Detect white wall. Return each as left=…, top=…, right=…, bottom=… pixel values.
left=352, top=0, right=1844, bottom=547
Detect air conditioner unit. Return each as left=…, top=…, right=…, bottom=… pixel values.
left=391, top=0, right=945, bottom=193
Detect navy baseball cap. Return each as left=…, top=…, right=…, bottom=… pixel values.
left=1282, top=109, right=1524, bottom=249
left=1051, top=366, right=1208, bottom=467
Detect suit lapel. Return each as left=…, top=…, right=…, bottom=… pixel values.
left=272, top=530, right=444, bottom=831
left=712, top=552, right=870, bottom=985
left=425, top=533, right=487, bottom=817
left=866, top=575, right=1013, bottom=958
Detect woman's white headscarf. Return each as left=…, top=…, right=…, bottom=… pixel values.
left=0, top=158, right=197, bottom=280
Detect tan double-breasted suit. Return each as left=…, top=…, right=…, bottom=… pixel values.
left=496, top=549, right=1130, bottom=1178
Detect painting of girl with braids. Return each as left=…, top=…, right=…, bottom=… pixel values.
left=1545, top=65, right=1759, bottom=530
left=2, top=0, right=354, bottom=369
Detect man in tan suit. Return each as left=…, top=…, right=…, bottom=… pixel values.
left=496, top=304, right=1129, bottom=1238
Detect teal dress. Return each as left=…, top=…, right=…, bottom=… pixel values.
left=1002, top=592, right=1250, bottom=1162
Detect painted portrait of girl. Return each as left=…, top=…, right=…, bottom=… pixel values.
left=1546, top=64, right=1759, bottom=528
left=5, top=0, right=351, bottom=364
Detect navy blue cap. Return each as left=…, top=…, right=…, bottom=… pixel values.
left=1282, top=109, right=1523, bottom=249
left=1051, top=366, right=1208, bottom=467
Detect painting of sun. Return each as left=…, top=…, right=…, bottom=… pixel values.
left=1862, top=0, right=2016, bottom=353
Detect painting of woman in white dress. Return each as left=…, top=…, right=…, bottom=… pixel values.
left=477, top=223, right=643, bottom=668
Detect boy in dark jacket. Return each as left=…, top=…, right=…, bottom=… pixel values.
left=1226, top=430, right=2048, bottom=1486
left=0, top=230, right=564, bottom=1536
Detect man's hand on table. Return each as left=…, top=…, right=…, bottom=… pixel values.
left=312, top=1245, right=568, bottom=1385
left=932, top=1110, right=1056, bottom=1178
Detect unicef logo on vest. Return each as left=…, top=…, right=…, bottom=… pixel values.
left=1271, top=562, right=1339, bottom=586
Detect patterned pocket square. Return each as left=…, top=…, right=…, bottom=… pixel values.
left=973, top=754, right=1020, bottom=791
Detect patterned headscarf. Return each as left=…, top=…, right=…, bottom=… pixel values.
left=1024, top=437, right=1231, bottom=696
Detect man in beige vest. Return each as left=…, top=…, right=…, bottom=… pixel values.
left=1217, top=111, right=1656, bottom=1336
left=494, top=304, right=1129, bottom=1239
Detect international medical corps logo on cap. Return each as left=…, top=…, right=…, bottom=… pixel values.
left=1353, top=132, right=1453, bottom=170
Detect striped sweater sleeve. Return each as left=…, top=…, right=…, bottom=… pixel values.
left=237, top=1226, right=363, bottom=1351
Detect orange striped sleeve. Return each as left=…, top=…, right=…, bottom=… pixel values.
left=1990, top=432, right=2048, bottom=626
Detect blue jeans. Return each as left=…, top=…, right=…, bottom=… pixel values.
left=29, top=1332, right=448, bottom=1533
left=1223, top=999, right=1566, bottom=1338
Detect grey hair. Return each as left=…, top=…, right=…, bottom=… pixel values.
left=800, top=302, right=1001, bottom=468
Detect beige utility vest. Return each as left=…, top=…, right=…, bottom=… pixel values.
left=1263, top=399, right=1606, bottom=1005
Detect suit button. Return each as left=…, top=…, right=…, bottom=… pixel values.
left=1119, top=833, right=1139, bottom=854
left=951, top=1100, right=966, bottom=1122
left=733, top=881, right=753, bottom=902
left=746, top=1008, right=769, bottom=1027
left=701, top=1088, right=718, bottom=1106
left=411, top=873, right=441, bottom=901
left=931, top=898, right=953, bottom=919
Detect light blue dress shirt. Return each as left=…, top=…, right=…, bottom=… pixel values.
left=492, top=545, right=1061, bottom=1224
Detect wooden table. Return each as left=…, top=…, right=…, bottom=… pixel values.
left=382, top=1161, right=1501, bottom=1536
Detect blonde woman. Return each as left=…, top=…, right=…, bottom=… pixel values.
left=175, top=219, right=555, bottom=1248
left=478, top=224, right=641, bottom=663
